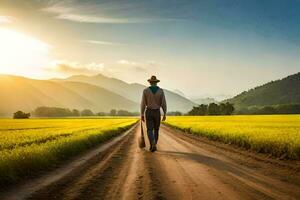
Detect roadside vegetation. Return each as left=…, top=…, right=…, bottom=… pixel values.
left=0, top=118, right=138, bottom=186
left=164, top=115, right=300, bottom=159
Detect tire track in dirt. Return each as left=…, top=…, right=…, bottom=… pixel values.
left=155, top=125, right=300, bottom=199
left=27, top=124, right=166, bottom=200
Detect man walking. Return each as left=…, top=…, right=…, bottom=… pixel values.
left=141, top=75, right=167, bottom=152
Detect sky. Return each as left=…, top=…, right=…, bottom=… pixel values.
left=0, top=0, right=299, bottom=100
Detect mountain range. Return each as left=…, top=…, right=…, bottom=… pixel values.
left=0, top=74, right=196, bottom=116
left=225, top=72, right=300, bottom=109
left=56, top=74, right=196, bottom=112
left=1, top=72, right=299, bottom=116
left=192, top=98, right=218, bottom=105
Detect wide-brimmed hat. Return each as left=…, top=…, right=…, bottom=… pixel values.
left=148, top=75, right=160, bottom=83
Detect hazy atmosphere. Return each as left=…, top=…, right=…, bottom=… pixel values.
left=1, top=1, right=300, bottom=199
left=1, top=0, right=299, bottom=99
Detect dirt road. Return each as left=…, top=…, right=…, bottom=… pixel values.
left=4, top=124, right=300, bottom=200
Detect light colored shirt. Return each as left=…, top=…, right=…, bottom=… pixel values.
left=141, top=87, right=167, bottom=116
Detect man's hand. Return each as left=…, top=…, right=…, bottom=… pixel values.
left=141, top=115, right=145, bottom=122
left=162, top=115, right=166, bottom=121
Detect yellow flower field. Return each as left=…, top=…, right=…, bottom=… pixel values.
left=0, top=118, right=138, bottom=185
left=164, top=115, right=300, bottom=159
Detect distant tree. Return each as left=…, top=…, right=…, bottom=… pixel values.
left=220, top=102, right=235, bottom=115
left=110, top=109, right=117, bottom=116
left=187, top=103, right=234, bottom=116
left=188, top=106, right=199, bottom=116
left=13, top=111, right=30, bottom=119
left=81, top=109, right=94, bottom=116
left=258, top=106, right=277, bottom=114
left=276, top=104, right=300, bottom=114
left=236, top=104, right=300, bottom=115
left=248, top=106, right=260, bottom=114
left=96, top=110, right=138, bottom=116
left=207, top=103, right=221, bottom=115
left=225, top=102, right=235, bottom=115
left=117, top=109, right=131, bottom=116
left=72, top=109, right=80, bottom=116
left=188, top=104, right=208, bottom=116
left=131, top=112, right=140, bottom=116
left=198, top=104, right=208, bottom=115
left=167, top=111, right=182, bottom=116
left=33, top=107, right=73, bottom=117
left=97, top=112, right=107, bottom=116
left=220, top=103, right=227, bottom=115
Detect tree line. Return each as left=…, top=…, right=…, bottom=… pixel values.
left=14, top=106, right=181, bottom=118
left=13, top=103, right=300, bottom=119
left=13, top=111, right=31, bottom=119
left=32, top=107, right=139, bottom=117
left=236, top=104, right=300, bottom=115
left=188, top=103, right=235, bottom=116
left=13, top=106, right=139, bottom=118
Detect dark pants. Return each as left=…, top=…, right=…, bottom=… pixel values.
left=145, top=109, right=161, bottom=145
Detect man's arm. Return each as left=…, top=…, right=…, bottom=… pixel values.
left=140, top=90, right=146, bottom=121
left=161, top=90, right=167, bottom=121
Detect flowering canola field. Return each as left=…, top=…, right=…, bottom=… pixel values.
left=0, top=118, right=137, bottom=185
left=165, top=115, right=300, bottom=159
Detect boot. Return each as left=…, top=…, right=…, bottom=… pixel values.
left=151, top=139, right=157, bottom=152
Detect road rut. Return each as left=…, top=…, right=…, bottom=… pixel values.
left=5, top=124, right=300, bottom=199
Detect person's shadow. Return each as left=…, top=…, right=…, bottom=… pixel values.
left=156, top=150, right=280, bottom=195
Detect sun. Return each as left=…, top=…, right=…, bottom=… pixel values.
left=0, top=27, right=51, bottom=77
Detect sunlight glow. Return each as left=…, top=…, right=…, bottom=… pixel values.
left=0, top=16, right=12, bottom=23
left=0, top=28, right=51, bottom=77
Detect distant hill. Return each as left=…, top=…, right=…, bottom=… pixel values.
left=173, top=89, right=186, bottom=97
left=60, top=74, right=196, bottom=112
left=0, top=75, right=138, bottom=116
left=225, top=72, right=300, bottom=109
left=192, top=98, right=218, bottom=105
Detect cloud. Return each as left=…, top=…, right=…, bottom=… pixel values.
left=42, top=2, right=144, bottom=24
left=45, top=11, right=175, bottom=24
left=84, top=40, right=128, bottom=46
left=0, top=16, right=12, bottom=24
left=117, top=60, right=162, bottom=68
left=48, top=59, right=160, bottom=77
left=116, top=60, right=149, bottom=72
left=49, top=60, right=104, bottom=75
left=56, top=14, right=153, bottom=23
left=41, top=1, right=182, bottom=24
left=117, top=60, right=138, bottom=65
